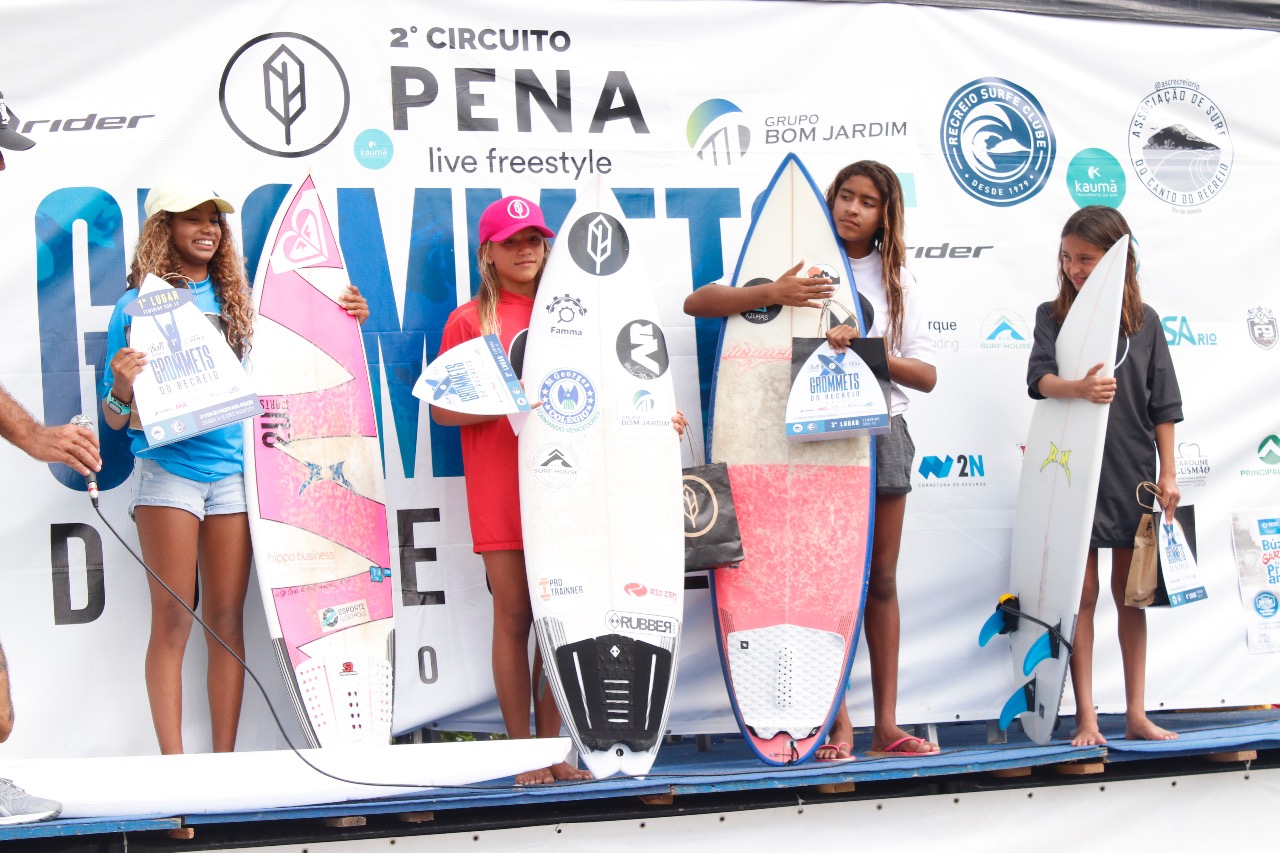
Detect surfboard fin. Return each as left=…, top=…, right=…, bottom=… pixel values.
left=999, top=678, right=1036, bottom=731
left=1021, top=623, right=1063, bottom=676
left=978, top=594, right=1020, bottom=647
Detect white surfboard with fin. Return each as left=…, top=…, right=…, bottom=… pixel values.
left=979, top=236, right=1129, bottom=745
left=518, top=179, right=684, bottom=779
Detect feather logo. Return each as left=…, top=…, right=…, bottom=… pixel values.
left=263, top=45, right=307, bottom=145
left=683, top=484, right=699, bottom=524
left=587, top=214, right=613, bottom=274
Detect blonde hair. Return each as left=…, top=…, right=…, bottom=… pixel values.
left=824, top=160, right=908, bottom=349
left=475, top=236, right=549, bottom=336
left=127, top=211, right=253, bottom=358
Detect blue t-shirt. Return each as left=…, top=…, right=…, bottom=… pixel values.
left=100, top=277, right=244, bottom=482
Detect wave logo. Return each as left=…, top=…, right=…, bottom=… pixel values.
left=940, top=78, right=1055, bottom=206
left=687, top=98, right=750, bottom=166
left=1128, top=81, right=1232, bottom=209
left=980, top=310, right=1031, bottom=350
left=918, top=454, right=985, bottom=480
left=1259, top=435, right=1280, bottom=466
left=1162, top=316, right=1217, bottom=346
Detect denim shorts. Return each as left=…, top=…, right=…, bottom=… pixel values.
left=876, top=415, right=915, bottom=497
left=129, top=458, right=248, bottom=520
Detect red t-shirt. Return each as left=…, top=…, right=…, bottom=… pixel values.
left=438, top=290, right=534, bottom=552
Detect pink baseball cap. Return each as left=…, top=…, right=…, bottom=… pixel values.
left=478, top=196, right=554, bottom=244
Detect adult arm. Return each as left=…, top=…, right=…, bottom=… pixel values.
left=0, top=385, right=101, bottom=476
left=0, top=639, right=14, bottom=742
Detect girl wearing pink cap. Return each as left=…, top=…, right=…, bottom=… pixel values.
left=432, top=196, right=592, bottom=784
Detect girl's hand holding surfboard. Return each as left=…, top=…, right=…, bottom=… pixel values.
left=340, top=284, right=370, bottom=325
left=768, top=260, right=837, bottom=308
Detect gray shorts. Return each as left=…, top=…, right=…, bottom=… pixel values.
left=876, top=415, right=915, bottom=496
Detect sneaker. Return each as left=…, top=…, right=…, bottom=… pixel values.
left=0, top=778, right=62, bottom=825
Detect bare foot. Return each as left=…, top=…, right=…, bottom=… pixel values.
left=869, top=726, right=939, bottom=755
left=1126, top=716, right=1178, bottom=741
left=1070, top=724, right=1107, bottom=747
left=549, top=761, right=593, bottom=781
left=515, top=766, right=555, bottom=786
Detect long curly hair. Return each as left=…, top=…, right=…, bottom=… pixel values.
left=127, top=211, right=253, bottom=358
left=1053, top=206, right=1144, bottom=336
left=824, top=160, right=908, bottom=349
left=475, top=237, right=549, bottom=337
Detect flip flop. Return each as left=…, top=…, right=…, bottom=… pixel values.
left=866, top=735, right=940, bottom=758
left=815, top=741, right=854, bottom=762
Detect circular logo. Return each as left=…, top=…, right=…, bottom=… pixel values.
left=1255, top=591, right=1278, bottom=619
left=615, top=320, right=669, bottom=379
left=632, top=390, right=655, bottom=412
left=354, top=128, right=393, bottom=170
left=149, top=426, right=166, bottom=441
left=566, top=212, right=629, bottom=276
left=220, top=33, right=350, bottom=158
left=682, top=474, right=720, bottom=537
left=940, top=78, right=1055, bottom=206
left=170, top=420, right=186, bottom=435
left=321, top=607, right=339, bottom=628
left=686, top=98, right=751, bottom=166
left=1066, top=148, right=1126, bottom=208
left=740, top=277, right=783, bottom=324
left=1128, top=83, right=1232, bottom=209
left=531, top=442, right=580, bottom=489
left=507, top=198, right=532, bottom=220
left=539, top=369, right=598, bottom=429
left=624, top=582, right=648, bottom=597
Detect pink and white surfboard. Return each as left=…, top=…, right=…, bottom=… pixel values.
left=708, top=154, right=874, bottom=765
left=245, top=177, right=394, bottom=748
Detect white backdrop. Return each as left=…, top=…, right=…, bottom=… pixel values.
left=0, top=0, right=1277, bottom=758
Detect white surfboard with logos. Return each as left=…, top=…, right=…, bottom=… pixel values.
left=517, top=181, right=684, bottom=779
left=979, top=236, right=1129, bottom=744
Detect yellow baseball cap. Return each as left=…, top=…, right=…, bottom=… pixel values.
left=143, top=181, right=236, bottom=218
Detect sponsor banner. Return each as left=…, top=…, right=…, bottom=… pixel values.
left=1231, top=511, right=1280, bottom=654
left=1, top=0, right=1278, bottom=759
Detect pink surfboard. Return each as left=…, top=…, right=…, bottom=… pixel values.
left=244, top=177, right=394, bottom=748
left=708, top=155, right=874, bottom=765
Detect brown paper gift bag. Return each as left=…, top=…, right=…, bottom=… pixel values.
left=1125, top=482, right=1161, bottom=608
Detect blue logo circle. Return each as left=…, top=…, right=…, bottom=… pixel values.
left=354, top=128, right=393, bottom=170
left=940, top=78, right=1055, bottom=207
left=539, top=369, right=597, bottom=428
left=1255, top=591, right=1278, bottom=619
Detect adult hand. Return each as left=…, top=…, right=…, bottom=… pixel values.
left=24, top=422, right=102, bottom=476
